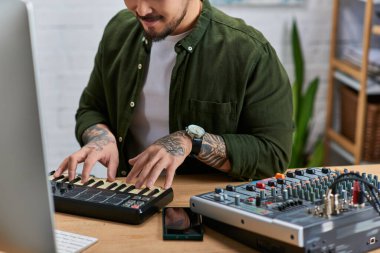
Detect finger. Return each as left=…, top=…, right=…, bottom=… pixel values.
left=67, top=156, right=80, bottom=181
left=164, top=165, right=176, bottom=189
left=145, top=162, right=166, bottom=189
left=125, top=154, right=149, bottom=183
left=134, top=157, right=162, bottom=188
left=106, top=157, right=119, bottom=182
left=54, top=158, right=69, bottom=177
left=128, top=153, right=141, bottom=166
left=81, top=152, right=98, bottom=183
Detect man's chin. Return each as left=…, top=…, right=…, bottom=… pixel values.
left=144, top=28, right=172, bottom=42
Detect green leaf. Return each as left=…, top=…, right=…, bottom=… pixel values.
left=289, top=78, right=319, bottom=168
left=291, top=20, right=304, bottom=125
left=307, top=138, right=325, bottom=167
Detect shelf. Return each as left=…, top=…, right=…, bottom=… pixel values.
left=329, top=141, right=378, bottom=165
left=334, top=70, right=380, bottom=95
left=330, top=141, right=355, bottom=164
left=360, top=0, right=380, bottom=4
left=332, top=59, right=361, bottom=80
left=373, top=25, right=380, bottom=35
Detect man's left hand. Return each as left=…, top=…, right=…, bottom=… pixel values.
left=126, top=131, right=191, bottom=189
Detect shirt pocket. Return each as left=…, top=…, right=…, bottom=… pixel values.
left=187, top=99, right=237, bottom=134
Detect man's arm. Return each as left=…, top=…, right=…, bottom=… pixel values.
left=197, top=133, right=231, bottom=173
left=54, top=124, right=119, bottom=182
left=126, top=130, right=231, bottom=189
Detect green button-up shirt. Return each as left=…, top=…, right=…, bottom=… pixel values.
left=75, top=0, right=293, bottom=180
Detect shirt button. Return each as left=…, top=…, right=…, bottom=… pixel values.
left=118, top=136, right=123, bottom=142
left=130, top=101, right=135, bottom=108
left=121, top=171, right=127, bottom=176
left=138, top=64, right=142, bottom=70
left=188, top=46, right=193, bottom=51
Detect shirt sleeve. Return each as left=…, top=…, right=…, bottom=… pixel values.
left=75, top=40, right=109, bottom=146
left=222, top=42, right=293, bottom=180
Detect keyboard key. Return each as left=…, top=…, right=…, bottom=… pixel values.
left=55, top=229, right=97, bottom=253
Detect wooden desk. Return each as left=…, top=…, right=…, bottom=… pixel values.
left=55, top=164, right=380, bottom=253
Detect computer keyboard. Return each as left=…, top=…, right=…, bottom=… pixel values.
left=55, top=230, right=98, bottom=253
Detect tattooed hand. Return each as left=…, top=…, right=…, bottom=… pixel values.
left=54, top=124, right=119, bottom=183
left=126, top=131, right=192, bottom=189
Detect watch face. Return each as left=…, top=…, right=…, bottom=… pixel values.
left=188, top=125, right=205, bottom=138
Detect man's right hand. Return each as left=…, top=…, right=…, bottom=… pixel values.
left=54, top=124, right=119, bottom=183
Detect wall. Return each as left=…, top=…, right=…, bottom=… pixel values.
left=29, top=0, right=333, bottom=176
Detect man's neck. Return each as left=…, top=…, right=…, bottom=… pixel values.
left=172, top=0, right=202, bottom=35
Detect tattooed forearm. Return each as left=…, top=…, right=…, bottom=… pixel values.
left=198, top=134, right=228, bottom=169
left=154, top=131, right=188, bottom=156
left=82, top=125, right=115, bottom=151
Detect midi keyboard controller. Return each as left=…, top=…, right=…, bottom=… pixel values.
left=49, top=171, right=173, bottom=224
left=190, top=168, right=380, bottom=253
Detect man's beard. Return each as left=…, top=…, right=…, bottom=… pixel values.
left=139, top=8, right=187, bottom=42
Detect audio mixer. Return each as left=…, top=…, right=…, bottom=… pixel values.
left=190, top=168, right=380, bottom=253
left=49, top=172, right=173, bottom=224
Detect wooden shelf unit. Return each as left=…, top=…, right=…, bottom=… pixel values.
left=325, top=0, right=375, bottom=164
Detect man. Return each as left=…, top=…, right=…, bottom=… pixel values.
left=54, top=0, right=293, bottom=189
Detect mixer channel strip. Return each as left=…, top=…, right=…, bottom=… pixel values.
left=190, top=167, right=380, bottom=253
left=49, top=171, right=173, bottom=224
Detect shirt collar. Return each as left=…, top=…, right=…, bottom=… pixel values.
left=177, top=0, right=211, bottom=54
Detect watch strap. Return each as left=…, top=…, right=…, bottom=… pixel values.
left=191, top=137, right=203, bottom=156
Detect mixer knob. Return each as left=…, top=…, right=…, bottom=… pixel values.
left=246, top=185, right=255, bottom=191
left=256, top=182, right=266, bottom=189
left=278, top=204, right=285, bottom=211
left=67, top=183, right=74, bottom=190
left=268, top=180, right=277, bottom=187
left=51, top=186, right=56, bottom=194
left=306, top=168, right=315, bottom=174
left=214, top=193, right=224, bottom=202
left=295, top=169, right=304, bottom=176
left=275, top=173, right=285, bottom=179
left=322, top=168, right=331, bottom=174
left=215, top=188, right=224, bottom=194
left=277, top=178, right=285, bottom=185
left=56, top=181, right=62, bottom=189
left=246, top=197, right=255, bottom=205
left=286, top=171, right=296, bottom=178
left=226, top=185, right=236, bottom=192
left=60, top=187, right=67, bottom=194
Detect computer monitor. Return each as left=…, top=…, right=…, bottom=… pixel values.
left=0, top=0, right=56, bottom=252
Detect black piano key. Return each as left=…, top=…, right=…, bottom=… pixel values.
left=114, top=184, right=127, bottom=191
left=124, top=185, right=136, bottom=192
left=147, top=188, right=160, bottom=197
left=52, top=175, right=65, bottom=181
left=92, top=180, right=105, bottom=188
left=138, top=188, right=150, bottom=195
left=70, top=177, right=81, bottom=184
left=106, top=182, right=118, bottom=190
left=60, top=177, right=69, bottom=183
left=49, top=170, right=55, bottom=175
left=83, top=178, right=95, bottom=186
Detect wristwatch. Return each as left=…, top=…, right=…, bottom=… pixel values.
left=185, top=124, right=205, bottom=156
